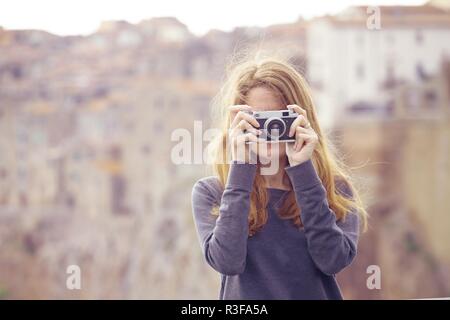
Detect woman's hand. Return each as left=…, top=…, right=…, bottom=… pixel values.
left=228, top=105, right=262, bottom=163
left=286, top=104, right=319, bottom=166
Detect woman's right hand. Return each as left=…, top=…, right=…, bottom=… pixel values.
left=228, top=105, right=262, bottom=163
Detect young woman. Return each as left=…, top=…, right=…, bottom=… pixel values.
left=191, top=55, right=368, bottom=300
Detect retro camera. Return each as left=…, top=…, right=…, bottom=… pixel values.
left=253, top=109, right=298, bottom=142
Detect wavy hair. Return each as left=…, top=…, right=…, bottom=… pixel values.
left=208, top=51, right=368, bottom=236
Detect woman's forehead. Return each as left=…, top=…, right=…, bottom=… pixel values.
left=246, top=87, right=285, bottom=111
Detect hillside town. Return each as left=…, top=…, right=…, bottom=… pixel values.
left=0, top=2, right=449, bottom=299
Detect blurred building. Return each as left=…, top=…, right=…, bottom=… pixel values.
left=307, top=3, right=450, bottom=128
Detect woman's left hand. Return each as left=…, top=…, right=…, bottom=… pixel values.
left=286, top=104, right=319, bottom=166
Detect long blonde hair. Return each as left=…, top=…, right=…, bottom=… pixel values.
left=208, top=52, right=368, bottom=236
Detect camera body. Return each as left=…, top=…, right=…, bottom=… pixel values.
left=253, top=109, right=298, bottom=142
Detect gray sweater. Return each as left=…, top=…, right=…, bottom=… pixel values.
left=191, top=159, right=360, bottom=300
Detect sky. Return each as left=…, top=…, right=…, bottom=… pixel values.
left=0, top=0, right=428, bottom=36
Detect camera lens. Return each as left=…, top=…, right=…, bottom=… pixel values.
left=265, top=118, right=286, bottom=140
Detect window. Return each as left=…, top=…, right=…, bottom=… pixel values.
left=383, top=59, right=396, bottom=89
left=416, top=62, right=428, bottom=81
left=424, top=90, right=438, bottom=110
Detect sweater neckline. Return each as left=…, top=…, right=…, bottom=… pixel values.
left=267, top=188, right=290, bottom=194
left=267, top=188, right=290, bottom=209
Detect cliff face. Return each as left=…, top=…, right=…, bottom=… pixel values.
left=0, top=19, right=307, bottom=299
left=336, top=88, right=450, bottom=299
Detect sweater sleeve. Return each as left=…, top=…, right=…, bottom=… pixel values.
left=285, top=159, right=360, bottom=276
left=191, top=163, right=257, bottom=276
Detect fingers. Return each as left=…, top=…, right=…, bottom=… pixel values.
left=289, top=115, right=310, bottom=137
left=287, top=104, right=307, bottom=118
left=295, top=133, right=306, bottom=152
left=237, top=119, right=261, bottom=135
left=232, top=132, right=258, bottom=163
left=228, top=104, right=252, bottom=117
left=294, top=126, right=310, bottom=134
left=229, top=124, right=260, bottom=140
left=235, top=132, right=259, bottom=145
left=230, top=110, right=260, bottom=129
left=294, top=126, right=318, bottom=151
left=294, top=128, right=306, bottom=151
left=229, top=104, right=252, bottom=127
left=229, top=124, right=261, bottom=141
left=287, top=105, right=312, bottom=137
